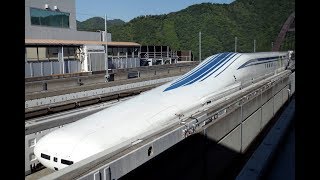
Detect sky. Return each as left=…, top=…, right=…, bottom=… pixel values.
left=76, top=0, right=235, bottom=22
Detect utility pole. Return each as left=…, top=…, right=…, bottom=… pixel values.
left=253, top=39, right=256, bottom=52
left=104, top=14, right=109, bottom=81
left=235, top=37, right=237, bottom=52
left=199, top=31, right=201, bottom=62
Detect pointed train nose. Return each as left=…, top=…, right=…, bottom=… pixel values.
left=34, top=136, right=57, bottom=170
left=34, top=135, right=74, bottom=171
left=33, top=122, right=104, bottom=171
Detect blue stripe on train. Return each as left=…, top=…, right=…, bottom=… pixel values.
left=164, top=52, right=235, bottom=92
left=184, top=53, right=238, bottom=86
left=237, top=56, right=279, bottom=70
left=169, top=54, right=219, bottom=87
left=199, top=53, right=239, bottom=82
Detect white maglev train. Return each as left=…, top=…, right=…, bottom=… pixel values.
left=34, top=51, right=292, bottom=170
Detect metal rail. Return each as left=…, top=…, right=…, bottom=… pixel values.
left=25, top=76, right=180, bottom=119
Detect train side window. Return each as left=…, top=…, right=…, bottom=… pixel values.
left=41, top=153, right=50, bottom=160
left=61, top=159, right=73, bottom=165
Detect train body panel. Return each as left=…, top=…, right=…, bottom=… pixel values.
left=34, top=51, right=291, bottom=170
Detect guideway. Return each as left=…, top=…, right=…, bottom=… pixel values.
left=25, top=62, right=198, bottom=119
left=36, top=70, right=294, bottom=180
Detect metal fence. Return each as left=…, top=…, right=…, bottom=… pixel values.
left=25, top=57, right=141, bottom=77
left=25, top=46, right=142, bottom=77
left=88, top=53, right=106, bottom=71
left=25, top=60, right=81, bottom=77
left=111, top=58, right=140, bottom=69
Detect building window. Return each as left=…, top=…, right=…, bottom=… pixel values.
left=30, top=7, right=69, bottom=28
left=26, top=46, right=81, bottom=62
left=47, top=47, right=59, bottom=61
left=26, top=47, right=38, bottom=61
left=134, top=47, right=139, bottom=57
left=38, top=47, right=48, bottom=61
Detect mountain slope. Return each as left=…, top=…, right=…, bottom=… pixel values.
left=77, top=17, right=125, bottom=32
left=78, top=0, right=295, bottom=60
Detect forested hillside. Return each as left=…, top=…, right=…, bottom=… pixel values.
left=77, top=17, right=125, bottom=31
left=78, top=0, right=294, bottom=60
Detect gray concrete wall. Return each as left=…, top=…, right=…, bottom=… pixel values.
left=241, top=108, right=262, bottom=152
left=218, top=125, right=242, bottom=152
left=206, top=108, right=242, bottom=142
left=118, top=80, right=292, bottom=180
left=205, top=75, right=293, bottom=155
left=274, top=90, right=283, bottom=113
left=26, top=27, right=104, bottom=41
left=261, top=88, right=273, bottom=105
left=282, top=85, right=289, bottom=103
left=261, top=98, right=274, bottom=128
left=242, top=96, right=261, bottom=121
left=289, top=72, right=295, bottom=94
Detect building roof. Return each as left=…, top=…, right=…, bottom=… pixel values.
left=25, top=39, right=141, bottom=47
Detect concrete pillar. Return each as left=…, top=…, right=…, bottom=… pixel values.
left=58, top=46, right=65, bottom=74
left=62, top=46, right=65, bottom=74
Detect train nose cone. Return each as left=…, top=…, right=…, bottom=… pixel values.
left=34, top=135, right=56, bottom=170
left=33, top=121, right=102, bottom=170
